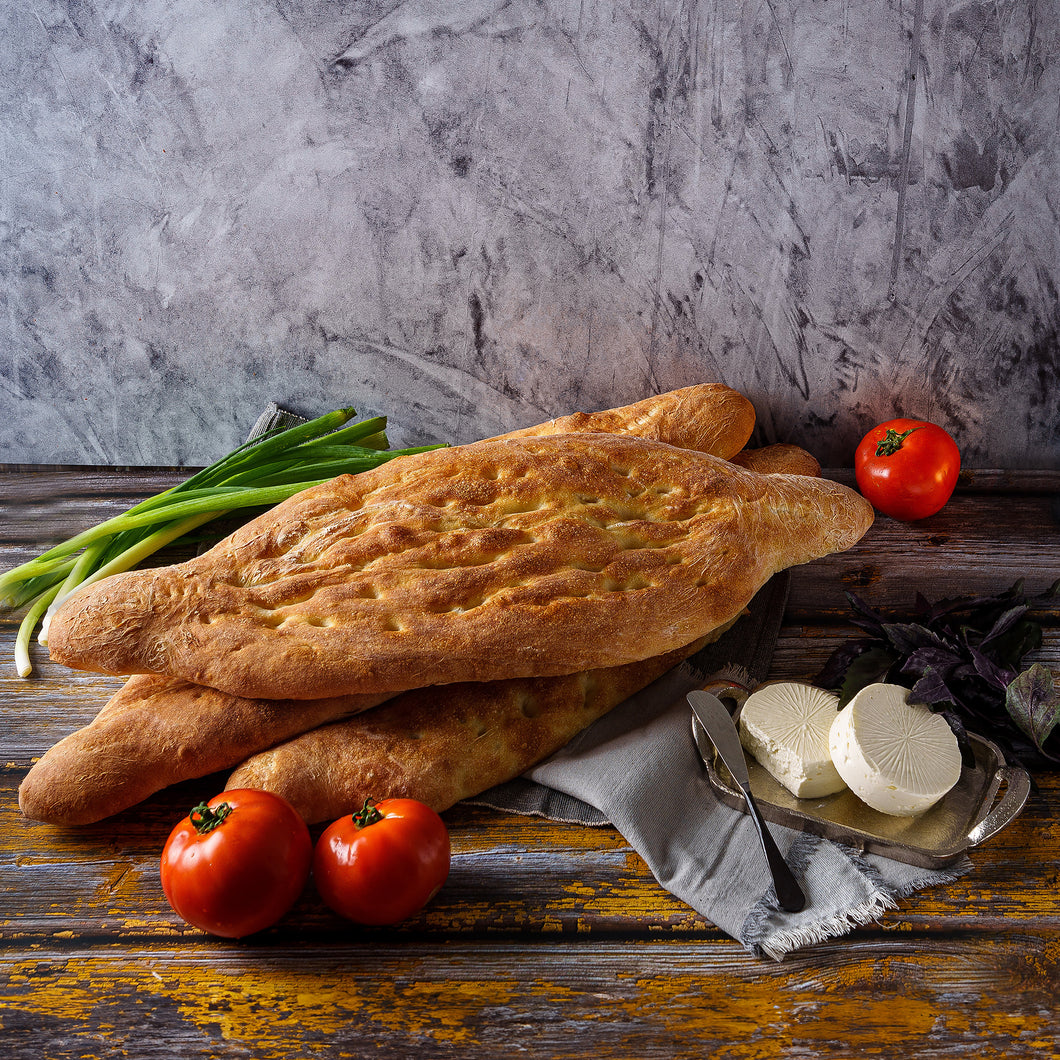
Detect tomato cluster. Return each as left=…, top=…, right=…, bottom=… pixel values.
left=160, top=791, right=450, bottom=938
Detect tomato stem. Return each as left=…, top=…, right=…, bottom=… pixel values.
left=875, top=426, right=921, bottom=457
left=189, top=800, right=232, bottom=834
left=353, top=797, right=384, bottom=830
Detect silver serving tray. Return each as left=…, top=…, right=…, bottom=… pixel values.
left=698, top=698, right=1032, bottom=869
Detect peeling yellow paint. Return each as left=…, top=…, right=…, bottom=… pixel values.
left=0, top=958, right=499, bottom=1052
left=561, top=880, right=597, bottom=899
left=167, top=969, right=500, bottom=1049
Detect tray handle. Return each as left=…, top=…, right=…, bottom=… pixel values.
left=701, top=677, right=750, bottom=712
left=966, top=765, right=1032, bottom=848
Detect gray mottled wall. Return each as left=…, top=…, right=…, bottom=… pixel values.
left=2, top=0, right=1057, bottom=468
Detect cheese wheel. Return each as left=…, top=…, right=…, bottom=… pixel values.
left=828, top=683, right=961, bottom=817
left=738, top=682, right=847, bottom=798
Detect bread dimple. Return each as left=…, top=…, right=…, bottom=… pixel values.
left=46, top=433, right=873, bottom=699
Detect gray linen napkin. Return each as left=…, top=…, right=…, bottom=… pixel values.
left=470, top=639, right=972, bottom=959
left=254, top=404, right=971, bottom=959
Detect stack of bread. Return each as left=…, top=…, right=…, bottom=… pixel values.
left=19, top=385, right=874, bottom=826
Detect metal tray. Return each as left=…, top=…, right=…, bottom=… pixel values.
left=698, top=698, right=1032, bottom=869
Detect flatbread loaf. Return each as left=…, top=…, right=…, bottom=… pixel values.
left=225, top=636, right=713, bottom=823
left=731, top=443, right=821, bottom=477
left=20, top=436, right=816, bottom=827
left=20, top=385, right=751, bottom=825
left=17, top=678, right=391, bottom=826
left=21, top=440, right=821, bottom=826
left=496, top=383, right=755, bottom=457
left=47, top=433, right=872, bottom=700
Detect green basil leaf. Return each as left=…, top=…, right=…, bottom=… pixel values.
left=837, top=646, right=898, bottom=706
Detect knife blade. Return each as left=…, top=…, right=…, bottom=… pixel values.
left=689, top=689, right=752, bottom=789
left=689, top=689, right=806, bottom=912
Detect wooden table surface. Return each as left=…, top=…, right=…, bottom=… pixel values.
left=2, top=466, right=1058, bottom=1060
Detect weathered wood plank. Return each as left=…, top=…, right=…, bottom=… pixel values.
left=0, top=471, right=186, bottom=547
left=1, top=937, right=1057, bottom=1060
left=3, top=776, right=1058, bottom=943
left=786, top=488, right=1060, bottom=618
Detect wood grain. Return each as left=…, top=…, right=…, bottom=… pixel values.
left=1, top=466, right=1058, bottom=1058
left=2, top=937, right=1057, bottom=1059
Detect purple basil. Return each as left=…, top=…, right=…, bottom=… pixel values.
left=817, top=580, right=1060, bottom=767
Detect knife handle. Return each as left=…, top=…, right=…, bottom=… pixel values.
left=741, top=785, right=807, bottom=913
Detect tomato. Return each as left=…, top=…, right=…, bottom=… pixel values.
left=160, top=789, right=312, bottom=938
left=854, top=418, right=961, bottom=521
left=313, top=798, right=450, bottom=925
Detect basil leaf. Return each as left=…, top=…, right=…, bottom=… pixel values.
left=909, top=670, right=957, bottom=707
left=835, top=646, right=898, bottom=705
left=1005, top=664, right=1060, bottom=757
left=824, top=580, right=1058, bottom=769
left=815, top=638, right=876, bottom=690
left=969, top=647, right=1016, bottom=692
left=880, top=621, right=955, bottom=657
left=844, top=591, right=891, bottom=639
left=900, top=644, right=964, bottom=678
left=982, top=616, right=1043, bottom=671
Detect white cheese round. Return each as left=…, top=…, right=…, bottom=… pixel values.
left=738, top=682, right=847, bottom=798
left=828, top=683, right=962, bottom=817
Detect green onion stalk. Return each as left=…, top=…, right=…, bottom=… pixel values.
left=1, top=408, right=445, bottom=677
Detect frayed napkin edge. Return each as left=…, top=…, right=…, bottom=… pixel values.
left=753, top=888, right=901, bottom=961
left=746, top=846, right=974, bottom=961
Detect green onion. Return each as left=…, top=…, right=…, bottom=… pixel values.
left=1, top=408, right=445, bottom=676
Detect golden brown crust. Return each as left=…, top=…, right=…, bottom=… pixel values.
left=17, top=677, right=391, bottom=825
left=47, top=433, right=873, bottom=700
left=731, top=444, right=821, bottom=478
left=18, top=437, right=815, bottom=827
left=226, top=636, right=713, bottom=823
left=18, top=409, right=788, bottom=827
left=496, top=384, right=755, bottom=459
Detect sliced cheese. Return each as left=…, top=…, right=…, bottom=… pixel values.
left=828, top=683, right=961, bottom=817
left=738, top=682, right=847, bottom=798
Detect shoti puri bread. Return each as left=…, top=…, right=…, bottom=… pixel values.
left=19, top=633, right=714, bottom=826
left=20, top=443, right=823, bottom=828
left=17, top=679, right=392, bottom=826
left=225, top=636, right=716, bottom=823
left=47, top=433, right=873, bottom=701
left=21, top=384, right=756, bottom=825
left=227, top=448, right=825, bottom=822
left=730, top=443, right=821, bottom=478
left=494, top=382, right=755, bottom=456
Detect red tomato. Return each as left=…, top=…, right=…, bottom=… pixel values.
left=160, top=789, right=312, bottom=938
left=854, top=418, right=961, bottom=521
left=313, top=798, right=450, bottom=925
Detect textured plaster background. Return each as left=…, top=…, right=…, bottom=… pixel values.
left=1, top=0, right=1057, bottom=467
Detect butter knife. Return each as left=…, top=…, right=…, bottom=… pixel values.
left=688, top=689, right=807, bottom=913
